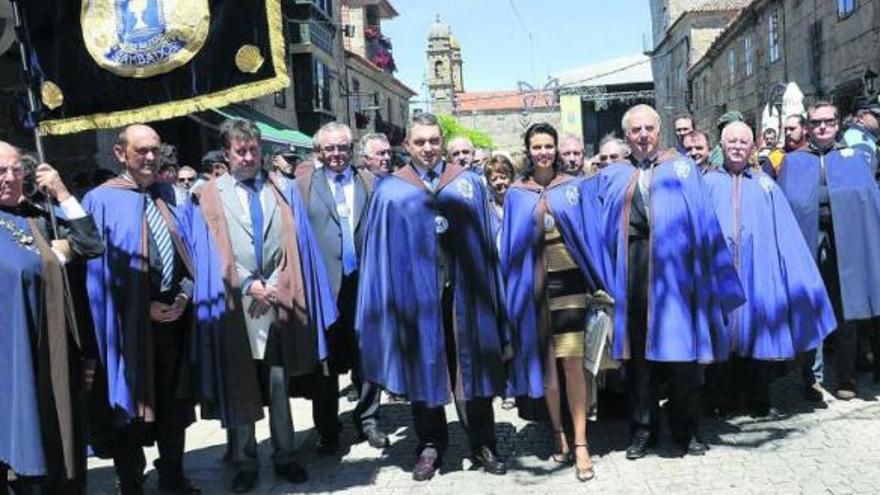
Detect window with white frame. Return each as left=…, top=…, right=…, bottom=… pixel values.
left=768, top=10, right=781, bottom=62
left=728, top=49, right=736, bottom=84
left=838, top=0, right=856, bottom=17
left=744, top=34, right=753, bottom=76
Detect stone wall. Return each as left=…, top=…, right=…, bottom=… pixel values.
left=455, top=107, right=561, bottom=153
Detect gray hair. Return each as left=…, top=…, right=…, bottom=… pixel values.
left=313, top=122, right=353, bottom=149
left=358, top=132, right=389, bottom=157
left=720, top=121, right=754, bottom=143
left=621, top=104, right=661, bottom=133
left=598, top=133, right=631, bottom=157
left=408, top=112, right=444, bottom=137
left=559, top=133, right=584, bottom=150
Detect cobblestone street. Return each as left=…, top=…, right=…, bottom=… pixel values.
left=86, top=370, right=880, bottom=494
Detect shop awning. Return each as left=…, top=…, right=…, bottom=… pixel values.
left=212, top=105, right=312, bottom=149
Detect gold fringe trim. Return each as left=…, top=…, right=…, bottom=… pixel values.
left=38, top=0, right=290, bottom=136
left=553, top=332, right=585, bottom=358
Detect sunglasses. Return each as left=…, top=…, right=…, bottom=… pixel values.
left=320, top=144, right=351, bottom=152
left=809, top=118, right=838, bottom=128
left=599, top=154, right=621, bottom=162
left=178, top=177, right=195, bottom=184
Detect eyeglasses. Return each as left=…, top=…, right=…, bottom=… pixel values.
left=599, top=154, right=621, bottom=162
left=809, top=118, right=838, bottom=128
left=178, top=177, right=195, bottom=184
left=320, top=144, right=351, bottom=152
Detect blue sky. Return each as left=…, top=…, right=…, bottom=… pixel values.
left=381, top=0, right=653, bottom=101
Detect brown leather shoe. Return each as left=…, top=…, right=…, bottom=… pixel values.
left=412, top=448, right=440, bottom=481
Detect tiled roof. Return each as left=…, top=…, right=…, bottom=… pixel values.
left=455, top=90, right=556, bottom=112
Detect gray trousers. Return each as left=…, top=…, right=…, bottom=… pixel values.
left=227, top=365, right=296, bottom=472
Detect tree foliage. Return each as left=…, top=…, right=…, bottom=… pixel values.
left=436, top=114, right=494, bottom=149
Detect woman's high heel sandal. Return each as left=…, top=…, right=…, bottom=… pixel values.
left=551, top=430, right=570, bottom=464
left=574, top=444, right=595, bottom=481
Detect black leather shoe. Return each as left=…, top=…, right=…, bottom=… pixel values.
left=683, top=437, right=708, bottom=456
left=412, top=449, right=440, bottom=481
left=316, top=435, right=340, bottom=456
left=230, top=471, right=258, bottom=493
left=358, top=424, right=390, bottom=449
left=472, top=446, right=506, bottom=475
left=274, top=461, right=308, bottom=484
left=158, top=476, right=201, bottom=494
left=804, top=383, right=824, bottom=402
left=346, top=388, right=360, bottom=402
left=625, top=433, right=655, bottom=460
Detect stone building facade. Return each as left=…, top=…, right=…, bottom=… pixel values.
left=689, top=0, right=880, bottom=135
left=341, top=0, right=416, bottom=145
left=648, top=0, right=751, bottom=144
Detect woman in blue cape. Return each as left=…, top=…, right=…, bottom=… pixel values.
left=704, top=122, right=836, bottom=415
left=500, top=123, right=612, bottom=481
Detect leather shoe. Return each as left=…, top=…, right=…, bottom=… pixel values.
left=274, top=461, right=308, bottom=484
left=471, top=446, right=507, bottom=475
left=316, top=435, right=339, bottom=456
left=159, top=476, right=201, bottom=494
left=834, top=388, right=857, bottom=401
left=230, top=471, right=258, bottom=494
left=358, top=424, right=390, bottom=449
left=625, top=433, right=655, bottom=460
left=683, top=437, right=708, bottom=456
left=412, top=448, right=440, bottom=481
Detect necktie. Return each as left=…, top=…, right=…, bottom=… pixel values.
left=145, top=193, right=174, bottom=291
left=334, top=173, right=357, bottom=275
left=243, top=179, right=264, bottom=277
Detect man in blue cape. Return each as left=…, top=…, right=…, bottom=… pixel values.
left=0, top=142, right=103, bottom=493
left=355, top=113, right=509, bottom=481
left=704, top=122, right=837, bottom=416
left=84, top=125, right=200, bottom=495
left=597, top=104, right=745, bottom=459
left=183, top=119, right=336, bottom=493
left=777, top=101, right=880, bottom=401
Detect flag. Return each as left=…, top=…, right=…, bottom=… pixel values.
left=15, top=0, right=290, bottom=135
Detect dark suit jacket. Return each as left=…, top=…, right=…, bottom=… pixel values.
left=297, top=164, right=375, bottom=300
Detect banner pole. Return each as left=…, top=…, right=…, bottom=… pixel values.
left=11, top=0, right=82, bottom=346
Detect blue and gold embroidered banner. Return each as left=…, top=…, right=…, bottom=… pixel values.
left=15, top=0, right=290, bottom=135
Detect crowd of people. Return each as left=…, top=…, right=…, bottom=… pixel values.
left=2, top=99, right=880, bottom=494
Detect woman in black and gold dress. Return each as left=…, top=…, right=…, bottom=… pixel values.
left=501, top=123, right=611, bottom=481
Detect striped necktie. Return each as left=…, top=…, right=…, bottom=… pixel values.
left=145, top=193, right=174, bottom=291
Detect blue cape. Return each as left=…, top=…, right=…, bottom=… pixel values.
left=777, top=148, right=880, bottom=320
left=182, top=176, right=335, bottom=427
left=597, top=156, right=745, bottom=363
left=500, top=175, right=612, bottom=399
left=83, top=182, right=180, bottom=422
left=0, top=211, right=47, bottom=475
left=355, top=164, right=509, bottom=407
left=704, top=168, right=837, bottom=359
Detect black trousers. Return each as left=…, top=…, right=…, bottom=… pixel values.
left=626, top=316, right=701, bottom=444
left=705, top=358, right=772, bottom=412
left=113, top=317, right=193, bottom=490
left=410, top=285, right=497, bottom=458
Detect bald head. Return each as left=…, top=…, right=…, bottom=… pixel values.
left=720, top=121, right=755, bottom=173
left=114, top=124, right=161, bottom=188
left=0, top=141, right=24, bottom=207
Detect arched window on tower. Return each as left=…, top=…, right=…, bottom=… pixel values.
left=434, top=60, right=444, bottom=79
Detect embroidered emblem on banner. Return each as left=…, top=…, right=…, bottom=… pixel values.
left=457, top=179, right=474, bottom=199
left=564, top=186, right=580, bottom=206
left=759, top=175, right=774, bottom=194
left=82, top=0, right=211, bottom=78
left=674, top=159, right=691, bottom=180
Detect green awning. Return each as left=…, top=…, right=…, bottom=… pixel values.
left=213, top=106, right=312, bottom=149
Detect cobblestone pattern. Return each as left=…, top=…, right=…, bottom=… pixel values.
left=86, top=372, right=880, bottom=494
